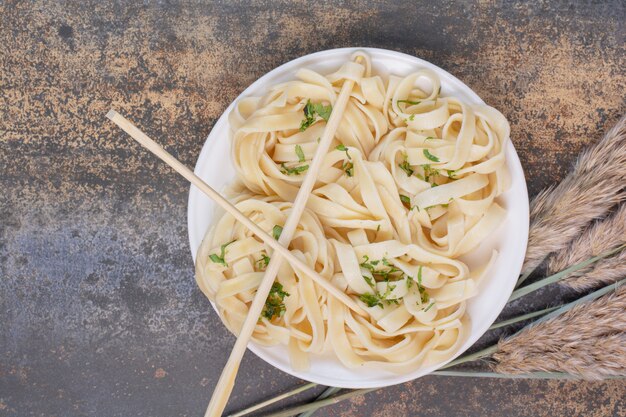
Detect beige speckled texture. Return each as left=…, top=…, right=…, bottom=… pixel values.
left=1, top=1, right=624, bottom=416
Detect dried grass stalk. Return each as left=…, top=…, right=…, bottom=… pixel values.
left=523, top=115, right=626, bottom=275
left=563, top=250, right=626, bottom=292
left=546, top=204, right=626, bottom=291
left=493, top=285, right=626, bottom=379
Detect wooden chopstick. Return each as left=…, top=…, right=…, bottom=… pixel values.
left=105, top=110, right=366, bottom=318
left=204, top=56, right=364, bottom=417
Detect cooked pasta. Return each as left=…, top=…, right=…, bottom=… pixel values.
left=195, top=52, right=510, bottom=372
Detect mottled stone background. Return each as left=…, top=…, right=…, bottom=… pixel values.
left=1, top=0, right=624, bottom=416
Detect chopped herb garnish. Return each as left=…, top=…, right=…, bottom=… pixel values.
left=399, top=194, right=411, bottom=209
left=397, top=99, right=421, bottom=106
left=299, top=99, right=332, bottom=131
left=398, top=154, right=414, bottom=176
left=281, top=163, right=309, bottom=175
left=423, top=301, right=435, bottom=312
left=359, top=293, right=383, bottom=308
left=422, top=164, right=440, bottom=182
left=300, top=101, right=316, bottom=131
left=315, top=103, right=332, bottom=121
left=358, top=279, right=401, bottom=308
left=380, top=282, right=396, bottom=298
left=440, top=198, right=453, bottom=209
left=425, top=136, right=435, bottom=141
left=342, top=161, right=354, bottom=177
left=360, top=256, right=401, bottom=279
left=408, top=114, right=415, bottom=122
left=423, top=149, right=440, bottom=162
left=262, top=282, right=290, bottom=320
left=336, top=144, right=352, bottom=159
left=359, top=255, right=377, bottom=271
left=376, top=224, right=381, bottom=232
left=446, top=169, right=458, bottom=179
left=406, top=274, right=414, bottom=289
left=416, top=266, right=430, bottom=304
left=419, top=287, right=430, bottom=304
left=362, top=275, right=375, bottom=288
left=256, top=254, right=270, bottom=270
left=208, top=239, right=236, bottom=267
left=272, top=225, right=283, bottom=240
left=295, top=144, right=305, bottom=162
left=336, top=144, right=353, bottom=176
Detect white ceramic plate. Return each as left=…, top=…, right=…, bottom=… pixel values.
left=188, top=47, right=529, bottom=388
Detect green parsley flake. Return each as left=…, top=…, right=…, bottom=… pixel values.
left=256, top=254, right=270, bottom=270
left=416, top=266, right=430, bottom=304
left=336, top=145, right=353, bottom=176
left=422, top=164, right=440, bottom=182
left=336, top=144, right=351, bottom=159
left=406, top=274, right=414, bottom=289
left=446, top=169, right=458, bottom=179
left=342, top=161, right=354, bottom=177
left=272, top=225, right=283, bottom=240
left=360, top=256, right=401, bottom=279
left=397, top=99, right=421, bottom=106
left=359, top=293, right=383, bottom=308
left=399, top=194, right=411, bottom=209
left=208, top=240, right=236, bottom=267
left=358, top=282, right=400, bottom=308
left=262, top=282, right=290, bottom=320
left=423, top=149, right=440, bottom=162
left=299, top=100, right=332, bottom=131
left=399, top=154, right=414, bottom=176
left=295, top=144, right=305, bottom=162
left=281, top=163, right=309, bottom=175
left=423, top=301, right=435, bottom=312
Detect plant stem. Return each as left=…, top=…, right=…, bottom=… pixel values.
left=509, top=244, right=625, bottom=302
left=533, top=278, right=624, bottom=324
left=441, top=344, right=498, bottom=369
left=227, top=382, right=318, bottom=417
left=515, top=268, right=534, bottom=288
left=489, top=306, right=559, bottom=330
left=298, top=386, right=341, bottom=417
left=261, top=388, right=378, bottom=417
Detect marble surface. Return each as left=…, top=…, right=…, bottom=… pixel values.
left=1, top=1, right=624, bottom=416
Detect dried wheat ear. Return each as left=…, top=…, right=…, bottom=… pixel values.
left=547, top=204, right=626, bottom=292
left=493, top=285, right=626, bottom=380
left=523, top=115, right=626, bottom=275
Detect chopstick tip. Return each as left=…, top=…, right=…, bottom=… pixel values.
left=106, top=109, right=118, bottom=120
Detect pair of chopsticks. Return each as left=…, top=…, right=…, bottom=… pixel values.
left=106, top=55, right=365, bottom=417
